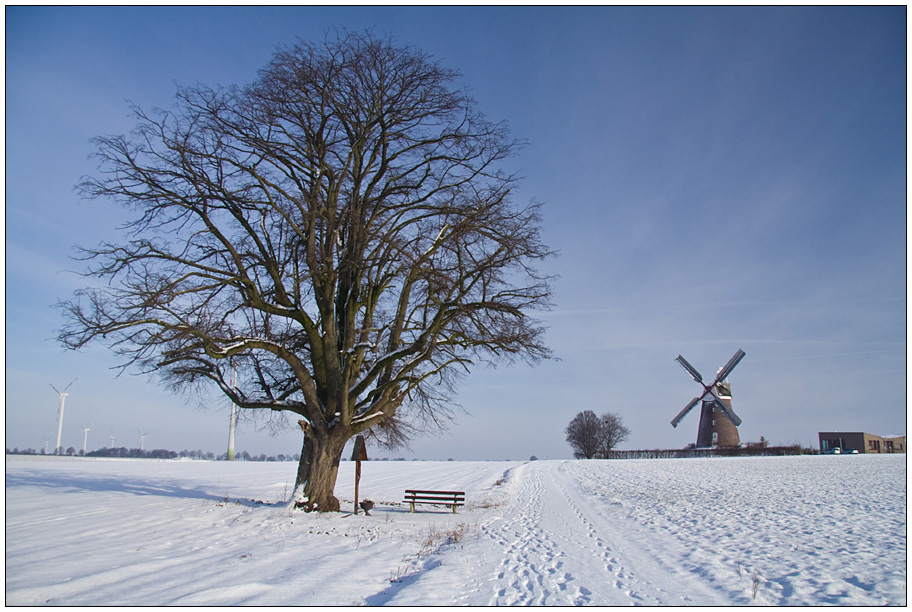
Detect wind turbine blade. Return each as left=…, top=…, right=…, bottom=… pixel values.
left=675, top=355, right=703, bottom=383
left=714, top=349, right=746, bottom=384
left=712, top=398, right=743, bottom=427
left=50, top=384, right=61, bottom=394
left=671, top=397, right=701, bottom=428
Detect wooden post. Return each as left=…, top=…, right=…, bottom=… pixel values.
left=351, top=435, right=368, bottom=514
left=354, top=460, right=361, bottom=514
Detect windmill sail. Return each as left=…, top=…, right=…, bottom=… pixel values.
left=714, top=349, right=745, bottom=384
left=712, top=398, right=743, bottom=427
left=675, top=355, right=704, bottom=383
left=671, top=397, right=701, bottom=428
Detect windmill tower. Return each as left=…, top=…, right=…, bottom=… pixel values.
left=671, top=349, right=745, bottom=448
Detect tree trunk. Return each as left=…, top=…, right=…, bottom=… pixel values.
left=291, top=432, right=346, bottom=512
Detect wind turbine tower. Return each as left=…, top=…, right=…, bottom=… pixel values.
left=227, top=362, right=238, bottom=461
left=82, top=426, right=90, bottom=456
left=50, top=379, right=76, bottom=455
left=139, top=431, right=148, bottom=451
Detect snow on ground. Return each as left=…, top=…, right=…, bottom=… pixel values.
left=5, top=454, right=905, bottom=606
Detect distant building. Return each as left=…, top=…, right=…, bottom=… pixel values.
left=818, top=432, right=905, bottom=454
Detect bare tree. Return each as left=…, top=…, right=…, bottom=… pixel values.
left=59, top=32, right=554, bottom=511
left=565, top=410, right=603, bottom=459
left=599, top=412, right=631, bottom=455
left=566, top=410, right=630, bottom=459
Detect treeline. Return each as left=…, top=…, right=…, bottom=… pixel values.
left=604, top=445, right=813, bottom=460
left=5, top=447, right=301, bottom=462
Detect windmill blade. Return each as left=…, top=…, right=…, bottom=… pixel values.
left=675, top=355, right=704, bottom=383
left=50, top=383, right=61, bottom=394
left=712, top=398, right=743, bottom=427
left=713, top=349, right=746, bottom=384
left=671, top=397, right=701, bottom=428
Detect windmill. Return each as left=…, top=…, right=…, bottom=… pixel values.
left=139, top=430, right=149, bottom=451
left=50, top=379, right=76, bottom=455
left=82, top=425, right=91, bottom=456
left=671, top=349, right=746, bottom=448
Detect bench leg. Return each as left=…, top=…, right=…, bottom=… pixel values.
left=451, top=504, right=457, bottom=514
left=409, top=502, right=415, bottom=513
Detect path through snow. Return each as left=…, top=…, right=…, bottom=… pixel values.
left=384, top=461, right=732, bottom=605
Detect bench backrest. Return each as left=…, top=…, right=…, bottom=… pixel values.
left=404, top=489, right=465, bottom=502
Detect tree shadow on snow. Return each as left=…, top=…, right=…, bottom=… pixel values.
left=362, top=556, right=444, bottom=605
left=5, top=471, right=228, bottom=503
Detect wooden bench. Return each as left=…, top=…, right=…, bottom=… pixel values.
left=403, top=489, right=465, bottom=513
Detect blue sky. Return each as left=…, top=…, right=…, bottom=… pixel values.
left=6, top=6, right=906, bottom=459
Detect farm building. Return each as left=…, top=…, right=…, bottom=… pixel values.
left=818, top=432, right=905, bottom=454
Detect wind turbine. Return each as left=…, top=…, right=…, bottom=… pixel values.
left=82, top=426, right=91, bottom=456
left=110, top=431, right=116, bottom=449
left=227, top=362, right=238, bottom=461
left=50, top=379, right=76, bottom=455
left=139, top=430, right=148, bottom=451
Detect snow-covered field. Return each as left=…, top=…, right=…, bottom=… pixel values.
left=6, top=454, right=905, bottom=606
